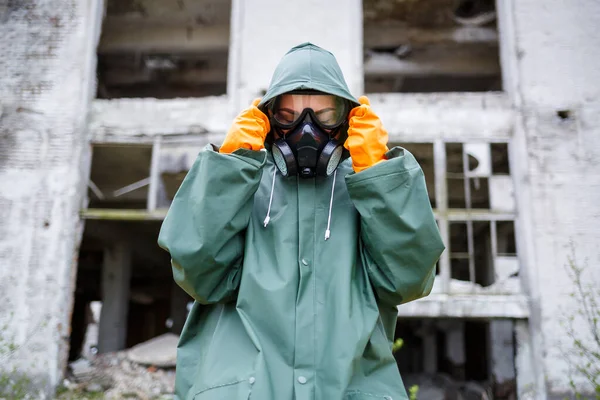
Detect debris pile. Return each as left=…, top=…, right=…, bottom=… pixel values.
left=58, top=334, right=178, bottom=400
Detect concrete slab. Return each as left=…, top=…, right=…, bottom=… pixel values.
left=127, top=333, right=179, bottom=368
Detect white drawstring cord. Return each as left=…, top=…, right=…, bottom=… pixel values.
left=325, top=170, right=337, bottom=240
left=263, top=167, right=277, bottom=227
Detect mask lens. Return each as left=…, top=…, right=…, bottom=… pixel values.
left=273, top=108, right=298, bottom=126
left=273, top=94, right=346, bottom=128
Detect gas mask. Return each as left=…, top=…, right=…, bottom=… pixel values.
left=268, top=92, right=349, bottom=178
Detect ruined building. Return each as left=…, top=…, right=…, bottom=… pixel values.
left=1, top=0, right=599, bottom=398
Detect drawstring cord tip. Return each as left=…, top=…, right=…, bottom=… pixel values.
left=324, top=170, right=337, bottom=242
left=263, top=168, right=276, bottom=228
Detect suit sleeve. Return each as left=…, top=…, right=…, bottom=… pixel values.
left=345, top=146, right=445, bottom=306
left=158, top=145, right=267, bottom=304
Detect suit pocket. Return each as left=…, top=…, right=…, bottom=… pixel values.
left=194, top=379, right=252, bottom=400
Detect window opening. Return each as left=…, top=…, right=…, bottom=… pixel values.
left=363, top=0, right=502, bottom=93
left=97, top=0, right=232, bottom=98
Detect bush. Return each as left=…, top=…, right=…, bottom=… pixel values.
left=561, top=249, right=600, bottom=400
left=392, top=338, right=419, bottom=400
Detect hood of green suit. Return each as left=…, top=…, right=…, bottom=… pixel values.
left=258, top=43, right=360, bottom=109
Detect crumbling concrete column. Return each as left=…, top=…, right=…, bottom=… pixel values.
left=443, top=320, right=466, bottom=380
left=489, top=320, right=516, bottom=389
left=0, top=0, right=103, bottom=395
left=98, top=243, right=132, bottom=353
left=422, top=325, right=437, bottom=374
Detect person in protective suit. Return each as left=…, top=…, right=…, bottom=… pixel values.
left=158, top=43, right=445, bottom=400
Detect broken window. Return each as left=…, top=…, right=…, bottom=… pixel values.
left=389, top=141, right=518, bottom=295
left=86, top=139, right=198, bottom=212
left=438, top=141, right=520, bottom=294
left=491, top=142, right=510, bottom=175
left=88, top=144, right=153, bottom=209
left=404, top=141, right=520, bottom=294
left=97, top=0, right=231, bottom=99
left=363, top=0, right=502, bottom=93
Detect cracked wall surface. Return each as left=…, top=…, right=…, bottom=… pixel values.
left=0, top=0, right=101, bottom=394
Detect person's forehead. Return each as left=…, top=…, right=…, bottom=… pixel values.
left=279, top=94, right=335, bottom=110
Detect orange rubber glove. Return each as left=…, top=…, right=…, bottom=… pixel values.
left=219, top=98, right=271, bottom=154
left=344, top=96, right=389, bottom=173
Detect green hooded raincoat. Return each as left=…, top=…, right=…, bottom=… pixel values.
left=158, top=43, right=445, bottom=400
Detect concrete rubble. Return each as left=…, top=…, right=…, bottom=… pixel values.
left=59, top=334, right=178, bottom=399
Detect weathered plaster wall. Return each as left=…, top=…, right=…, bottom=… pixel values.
left=227, top=0, right=363, bottom=115
left=0, top=0, right=101, bottom=394
left=503, top=0, right=600, bottom=396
